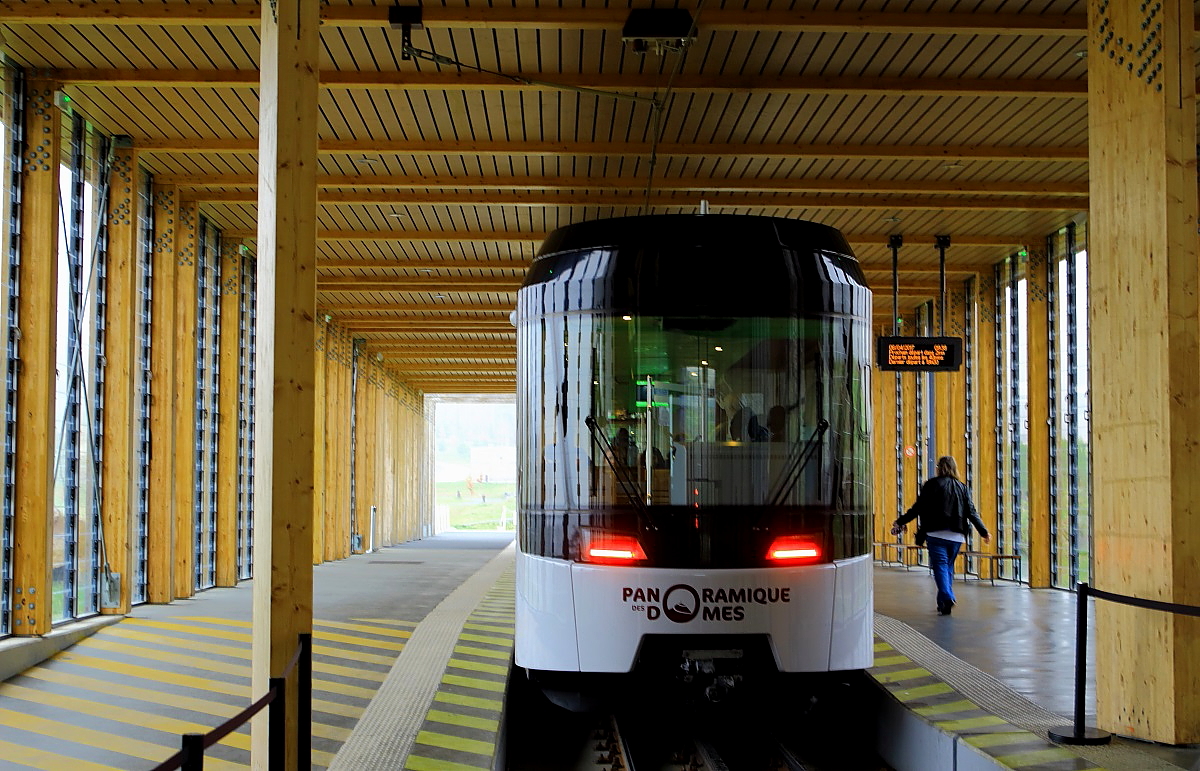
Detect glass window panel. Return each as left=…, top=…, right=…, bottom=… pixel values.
left=1075, top=242, right=1091, bottom=584
left=133, top=169, right=152, bottom=604
left=52, top=116, right=107, bottom=622
left=0, top=64, right=17, bottom=636
left=52, top=115, right=78, bottom=622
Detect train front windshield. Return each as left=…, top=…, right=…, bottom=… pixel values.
left=521, top=311, right=871, bottom=516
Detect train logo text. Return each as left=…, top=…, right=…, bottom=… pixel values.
left=622, top=584, right=790, bottom=623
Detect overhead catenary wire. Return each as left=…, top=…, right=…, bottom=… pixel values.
left=394, top=9, right=706, bottom=217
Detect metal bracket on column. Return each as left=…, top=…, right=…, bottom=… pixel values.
left=935, top=234, right=951, bottom=336
left=388, top=7, right=424, bottom=61
left=888, top=234, right=903, bottom=335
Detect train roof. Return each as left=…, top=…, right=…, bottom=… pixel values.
left=534, top=214, right=856, bottom=263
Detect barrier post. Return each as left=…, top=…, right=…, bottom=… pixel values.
left=180, top=732, right=205, bottom=771
left=269, top=676, right=287, bottom=771
left=1049, top=582, right=1111, bottom=745
left=298, top=633, right=312, bottom=770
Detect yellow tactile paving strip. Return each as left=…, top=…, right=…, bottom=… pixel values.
left=402, top=568, right=515, bottom=771
left=0, top=616, right=415, bottom=770
left=869, top=639, right=1107, bottom=771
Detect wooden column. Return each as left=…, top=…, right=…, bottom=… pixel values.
left=172, top=200, right=199, bottom=599
left=946, top=281, right=969, bottom=470
left=12, top=81, right=60, bottom=636
left=323, top=329, right=344, bottom=562
left=146, top=185, right=178, bottom=603
left=973, top=272, right=1000, bottom=576
left=338, top=336, right=352, bottom=557
left=352, top=358, right=372, bottom=552
left=251, top=0, right=319, bottom=762
left=216, top=238, right=243, bottom=587
left=1025, top=243, right=1052, bottom=588
left=1089, top=0, right=1200, bottom=743
left=312, top=321, right=326, bottom=565
left=99, top=145, right=140, bottom=614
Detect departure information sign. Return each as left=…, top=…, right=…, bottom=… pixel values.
left=876, top=336, right=963, bottom=372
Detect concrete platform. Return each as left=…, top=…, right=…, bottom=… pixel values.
left=1, top=538, right=1197, bottom=771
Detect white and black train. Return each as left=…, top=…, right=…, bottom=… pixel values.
left=514, top=214, right=874, bottom=708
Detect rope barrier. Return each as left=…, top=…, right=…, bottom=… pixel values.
left=1049, top=581, right=1200, bottom=746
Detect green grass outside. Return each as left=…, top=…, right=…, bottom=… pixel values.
left=436, top=480, right=516, bottom=530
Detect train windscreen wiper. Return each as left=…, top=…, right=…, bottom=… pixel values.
left=766, top=418, right=829, bottom=508
left=585, top=416, right=654, bottom=529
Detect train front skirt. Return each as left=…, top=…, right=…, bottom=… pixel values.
left=515, top=552, right=873, bottom=674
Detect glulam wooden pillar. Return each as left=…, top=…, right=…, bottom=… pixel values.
left=1088, top=0, right=1200, bottom=744
left=172, top=201, right=199, bottom=599
left=11, top=80, right=60, bottom=636
left=1025, top=243, right=1052, bottom=588
left=146, top=185, right=178, bottom=603
left=99, top=145, right=140, bottom=614
left=972, top=272, right=1000, bottom=577
left=250, top=0, right=319, bottom=763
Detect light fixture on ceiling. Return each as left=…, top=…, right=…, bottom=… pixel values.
left=883, top=216, right=902, bottom=223
left=942, top=162, right=965, bottom=169
left=1074, top=50, right=1088, bottom=59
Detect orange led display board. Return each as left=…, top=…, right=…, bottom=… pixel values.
left=876, top=336, right=963, bottom=372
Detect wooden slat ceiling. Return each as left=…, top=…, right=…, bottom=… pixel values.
left=0, top=0, right=1101, bottom=393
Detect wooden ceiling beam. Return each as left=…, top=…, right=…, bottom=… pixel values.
left=316, top=257, right=529, bottom=270
left=381, top=356, right=517, bottom=363
left=3, top=4, right=1087, bottom=35
left=319, top=275, right=959, bottom=294
left=331, top=303, right=511, bottom=313
left=136, top=138, right=1087, bottom=162
left=192, top=190, right=1085, bottom=211
left=337, top=320, right=514, bottom=330
left=370, top=345, right=515, bottom=353
left=56, top=69, right=1087, bottom=98
left=320, top=276, right=522, bottom=292
left=161, top=173, right=1088, bottom=197
left=241, top=232, right=1029, bottom=253
left=390, top=367, right=516, bottom=375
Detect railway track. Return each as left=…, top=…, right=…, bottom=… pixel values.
left=506, top=669, right=889, bottom=771
left=565, top=706, right=887, bottom=771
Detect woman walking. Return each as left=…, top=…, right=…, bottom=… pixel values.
left=891, top=456, right=990, bottom=615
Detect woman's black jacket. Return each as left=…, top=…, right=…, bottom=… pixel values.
left=895, top=475, right=989, bottom=541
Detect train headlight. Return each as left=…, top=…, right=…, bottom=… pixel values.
left=580, top=529, right=647, bottom=565
left=766, top=535, right=822, bottom=564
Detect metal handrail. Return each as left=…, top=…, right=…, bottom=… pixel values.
left=148, top=632, right=313, bottom=771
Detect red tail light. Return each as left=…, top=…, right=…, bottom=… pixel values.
left=581, top=530, right=647, bottom=565
left=766, top=535, right=822, bottom=564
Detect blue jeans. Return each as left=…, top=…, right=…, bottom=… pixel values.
left=926, top=536, right=962, bottom=611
